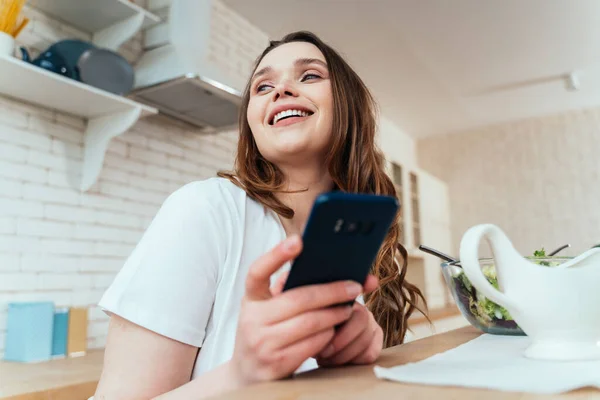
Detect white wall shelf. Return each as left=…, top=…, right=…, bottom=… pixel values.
left=29, top=0, right=161, bottom=51
left=0, top=55, right=157, bottom=191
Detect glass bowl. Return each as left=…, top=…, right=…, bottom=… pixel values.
left=441, top=257, right=571, bottom=335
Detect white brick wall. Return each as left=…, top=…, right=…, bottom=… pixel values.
left=0, top=101, right=238, bottom=356
left=0, top=0, right=245, bottom=357
left=208, top=0, right=269, bottom=90
left=418, top=107, right=600, bottom=258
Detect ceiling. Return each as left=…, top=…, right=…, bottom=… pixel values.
left=223, top=0, right=600, bottom=138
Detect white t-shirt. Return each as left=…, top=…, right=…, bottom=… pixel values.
left=98, top=177, right=318, bottom=379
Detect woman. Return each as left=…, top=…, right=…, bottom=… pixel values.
left=94, top=31, right=426, bottom=399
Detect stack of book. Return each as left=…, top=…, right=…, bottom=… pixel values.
left=4, top=302, right=88, bottom=363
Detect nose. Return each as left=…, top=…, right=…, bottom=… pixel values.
left=272, top=80, right=298, bottom=101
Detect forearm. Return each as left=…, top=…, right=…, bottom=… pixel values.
left=153, top=361, right=244, bottom=400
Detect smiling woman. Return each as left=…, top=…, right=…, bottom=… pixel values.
left=220, top=30, right=426, bottom=346
left=92, top=30, right=427, bottom=400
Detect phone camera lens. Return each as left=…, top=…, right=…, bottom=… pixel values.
left=362, top=222, right=375, bottom=235
left=346, top=222, right=360, bottom=234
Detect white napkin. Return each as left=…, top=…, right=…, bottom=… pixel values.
left=374, top=334, right=600, bottom=394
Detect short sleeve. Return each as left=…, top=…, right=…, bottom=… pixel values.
left=98, top=181, right=226, bottom=347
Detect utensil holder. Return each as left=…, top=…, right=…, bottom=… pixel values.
left=0, top=31, right=15, bottom=57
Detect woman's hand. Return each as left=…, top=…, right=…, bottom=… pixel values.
left=270, top=262, right=384, bottom=367
left=228, top=235, right=362, bottom=385
left=315, top=298, right=384, bottom=366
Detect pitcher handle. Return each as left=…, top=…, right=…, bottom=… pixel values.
left=459, top=224, right=520, bottom=312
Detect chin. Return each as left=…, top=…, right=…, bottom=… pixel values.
left=254, top=122, right=330, bottom=164
left=266, top=125, right=310, bottom=148
left=260, top=141, right=319, bottom=165
left=270, top=142, right=311, bottom=159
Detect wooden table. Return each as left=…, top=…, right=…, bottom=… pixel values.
left=0, top=350, right=103, bottom=400
left=209, top=326, right=600, bottom=400
left=1, top=326, right=598, bottom=399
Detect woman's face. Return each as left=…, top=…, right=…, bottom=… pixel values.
left=247, top=42, right=334, bottom=166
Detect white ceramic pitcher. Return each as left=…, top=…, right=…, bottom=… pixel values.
left=459, top=223, right=600, bottom=361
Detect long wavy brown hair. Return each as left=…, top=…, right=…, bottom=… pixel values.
left=219, top=31, right=428, bottom=347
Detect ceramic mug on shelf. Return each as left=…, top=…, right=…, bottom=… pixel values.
left=0, top=31, right=15, bottom=56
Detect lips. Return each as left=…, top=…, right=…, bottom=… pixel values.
left=272, top=109, right=311, bottom=125
left=267, top=105, right=314, bottom=126
left=273, top=114, right=310, bottom=127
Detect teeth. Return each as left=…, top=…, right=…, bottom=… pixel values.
left=273, top=109, right=310, bottom=124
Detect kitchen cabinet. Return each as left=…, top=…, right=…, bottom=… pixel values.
left=386, top=160, right=453, bottom=310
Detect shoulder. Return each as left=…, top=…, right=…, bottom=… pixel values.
left=165, top=177, right=246, bottom=204
left=161, top=177, right=248, bottom=216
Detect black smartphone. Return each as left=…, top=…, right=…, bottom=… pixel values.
left=282, top=192, right=399, bottom=294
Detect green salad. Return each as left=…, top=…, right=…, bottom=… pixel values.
left=454, top=263, right=513, bottom=325
left=450, top=248, right=561, bottom=329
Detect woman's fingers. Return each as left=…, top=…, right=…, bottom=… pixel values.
left=268, top=305, right=353, bottom=351
left=270, top=271, right=289, bottom=296
left=274, top=273, right=377, bottom=298
left=318, top=324, right=376, bottom=366
left=316, top=306, right=384, bottom=366
left=350, top=324, right=384, bottom=364
left=265, top=280, right=362, bottom=323
left=276, top=328, right=336, bottom=372
left=363, top=275, right=379, bottom=294
left=318, top=303, right=369, bottom=359
left=245, top=235, right=302, bottom=301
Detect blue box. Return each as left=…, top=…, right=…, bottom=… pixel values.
left=51, top=307, right=69, bottom=359
left=4, top=302, right=54, bottom=363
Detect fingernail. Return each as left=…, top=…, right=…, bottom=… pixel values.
left=346, top=281, right=362, bottom=297
left=321, top=344, right=335, bottom=358
left=283, top=235, right=300, bottom=252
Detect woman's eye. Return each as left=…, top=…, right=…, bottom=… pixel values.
left=256, top=84, right=272, bottom=93
left=301, top=73, right=321, bottom=82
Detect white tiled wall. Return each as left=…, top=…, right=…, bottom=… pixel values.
left=417, top=107, right=600, bottom=258
left=0, top=0, right=262, bottom=357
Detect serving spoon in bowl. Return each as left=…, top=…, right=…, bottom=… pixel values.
left=418, top=245, right=458, bottom=264
left=547, top=243, right=571, bottom=256
left=419, top=243, right=571, bottom=267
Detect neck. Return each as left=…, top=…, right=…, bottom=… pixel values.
left=276, top=163, right=334, bottom=237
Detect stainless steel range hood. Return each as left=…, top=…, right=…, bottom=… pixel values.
left=131, top=0, right=242, bottom=129
left=132, top=73, right=240, bottom=129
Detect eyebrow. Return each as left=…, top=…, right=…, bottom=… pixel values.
left=251, top=58, right=328, bottom=84
left=295, top=58, right=327, bottom=69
